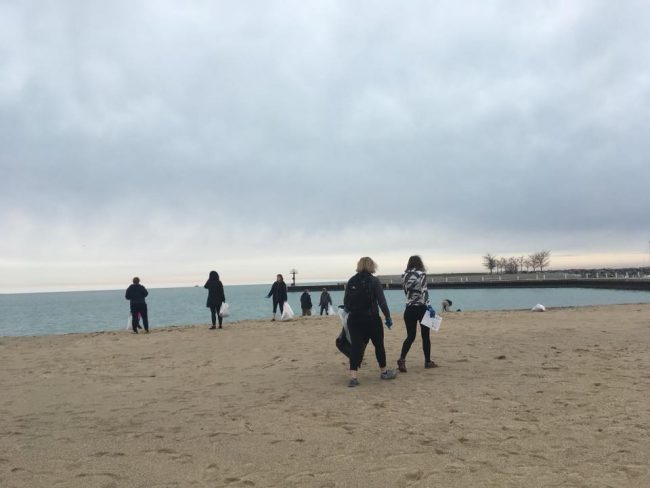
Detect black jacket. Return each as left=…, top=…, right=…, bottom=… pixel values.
left=319, top=292, right=332, bottom=307
left=300, top=291, right=312, bottom=309
left=343, top=272, right=390, bottom=318
left=267, top=281, right=288, bottom=302
left=125, top=284, right=148, bottom=304
left=204, top=279, right=226, bottom=308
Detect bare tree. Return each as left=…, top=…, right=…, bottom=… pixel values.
left=524, top=257, right=533, bottom=272
left=529, top=251, right=551, bottom=272
left=497, top=257, right=508, bottom=274
left=537, top=250, right=551, bottom=271
left=483, top=253, right=497, bottom=274
left=505, top=257, right=519, bottom=274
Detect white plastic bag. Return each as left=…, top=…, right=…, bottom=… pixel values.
left=281, top=303, right=294, bottom=321
left=219, top=302, right=230, bottom=317
left=337, top=306, right=349, bottom=326
left=421, top=313, right=442, bottom=331
left=327, top=304, right=336, bottom=316
left=126, top=313, right=132, bottom=330
left=531, top=304, right=546, bottom=312
left=337, top=307, right=351, bottom=342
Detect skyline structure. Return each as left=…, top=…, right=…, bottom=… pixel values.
left=2, top=1, right=650, bottom=293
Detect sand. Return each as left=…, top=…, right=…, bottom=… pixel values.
left=1, top=304, right=649, bottom=488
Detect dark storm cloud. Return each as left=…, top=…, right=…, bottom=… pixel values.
left=2, top=0, right=650, bottom=289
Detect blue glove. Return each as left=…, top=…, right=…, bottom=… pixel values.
left=426, top=305, right=436, bottom=318
left=385, top=317, right=393, bottom=329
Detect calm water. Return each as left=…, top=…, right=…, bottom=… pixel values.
left=1, top=284, right=650, bottom=337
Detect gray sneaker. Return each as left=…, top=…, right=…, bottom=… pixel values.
left=348, top=378, right=360, bottom=387
left=380, top=369, right=398, bottom=380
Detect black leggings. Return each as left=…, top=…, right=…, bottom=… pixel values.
left=320, top=305, right=329, bottom=315
left=348, top=313, right=386, bottom=371
left=272, top=300, right=285, bottom=314
left=210, top=304, right=223, bottom=327
left=131, top=303, right=149, bottom=332
left=400, top=305, right=431, bottom=362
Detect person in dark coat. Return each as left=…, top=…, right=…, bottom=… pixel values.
left=319, top=288, right=333, bottom=315
left=125, top=277, right=149, bottom=333
left=343, top=257, right=397, bottom=387
left=204, top=271, right=226, bottom=329
left=266, top=274, right=287, bottom=321
left=300, top=289, right=313, bottom=316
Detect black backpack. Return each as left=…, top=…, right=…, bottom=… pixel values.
left=345, top=273, right=374, bottom=314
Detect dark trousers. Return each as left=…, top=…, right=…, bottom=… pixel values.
left=348, top=313, right=386, bottom=371
left=272, top=300, right=285, bottom=314
left=320, top=305, right=329, bottom=315
left=210, top=304, right=223, bottom=327
left=131, top=303, right=149, bottom=332
left=400, top=305, right=430, bottom=362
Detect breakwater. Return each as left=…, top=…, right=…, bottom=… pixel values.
left=289, top=278, right=650, bottom=292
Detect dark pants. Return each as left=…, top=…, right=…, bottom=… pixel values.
left=210, top=303, right=223, bottom=327
left=348, top=312, right=386, bottom=371
left=272, top=300, right=285, bottom=314
left=131, top=303, right=149, bottom=332
left=400, top=305, right=430, bottom=362
left=320, top=305, right=329, bottom=315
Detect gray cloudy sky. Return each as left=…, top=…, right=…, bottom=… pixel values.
left=2, top=0, right=650, bottom=292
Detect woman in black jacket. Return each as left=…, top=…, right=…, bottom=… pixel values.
left=266, top=274, right=287, bottom=321
left=204, top=271, right=226, bottom=329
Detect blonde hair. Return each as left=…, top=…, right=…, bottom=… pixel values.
left=356, top=256, right=377, bottom=274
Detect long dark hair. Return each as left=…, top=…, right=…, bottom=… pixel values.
left=406, top=255, right=426, bottom=271
left=209, top=270, right=220, bottom=281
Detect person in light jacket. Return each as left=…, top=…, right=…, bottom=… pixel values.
left=398, top=255, right=438, bottom=372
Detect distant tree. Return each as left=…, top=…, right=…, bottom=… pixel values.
left=483, top=253, right=497, bottom=274
left=497, top=257, right=508, bottom=274
left=537, top=250, right=551, bottom=271
left=524, top=257, right=533, bottom=272
left=505, top=257, right=519, bottom=274
left=529, top=251, right=551, bottom=272
left=518, top=256, right=526, bottom=273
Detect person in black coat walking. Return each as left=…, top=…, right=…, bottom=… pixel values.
left=266, top=274, right=287, bottom=321
left=300, top=289, right=313, bottom=316
left=125, top=277, right=149, bottom=333
left=204, top=271, right=226, bottom=329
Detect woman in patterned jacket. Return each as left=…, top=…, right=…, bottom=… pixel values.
left=397, top=255, right=438, bottom=372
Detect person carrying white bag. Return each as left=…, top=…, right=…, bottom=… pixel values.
left=397, top=255, right=439, bottom=372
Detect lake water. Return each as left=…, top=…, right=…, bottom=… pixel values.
left=1, top=284, right=650, bottom=337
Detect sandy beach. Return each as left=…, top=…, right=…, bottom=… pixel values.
left=1, top=304, right=649, bottom=487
